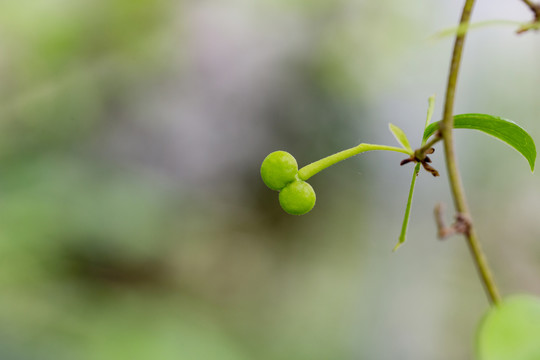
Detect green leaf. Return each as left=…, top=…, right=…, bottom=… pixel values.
left=476, top=295, right=540, bottom=360
left=423, top=113, right=536, bottom=172
left=389, top=123, right=413, bottom=153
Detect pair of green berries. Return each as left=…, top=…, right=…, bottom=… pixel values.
left=260, top=151, right=316, bottom=215
left=260, top=136, right=418, bottom=216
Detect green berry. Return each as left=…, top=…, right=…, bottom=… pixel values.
left=279, top=180, right=316, bottom=215
left=260, top=151, right=298, bottom=191
left=476, top=295, right=540, bottom=360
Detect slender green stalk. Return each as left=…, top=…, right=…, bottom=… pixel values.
left=424, top=95, right=436, bottom=135
left=394, top=95, right=437, bottom=251
left=298, top=144, right=411, bottom=181
left=441, top=0, right=501, bottom=305
left=433, top=19, right=526, bottom=38
left=412, top=95, right=441, bottom=161
left=394, top=163, right=421, bottom=252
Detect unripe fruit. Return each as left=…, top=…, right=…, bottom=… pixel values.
left=476, top=295, right=540, bottom=360
left=279, top=180, right=316, bottom=215
left=260, top=151, right=298, bottom=191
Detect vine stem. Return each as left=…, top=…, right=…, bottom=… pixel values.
left=441, top=0, right=501, bottom=305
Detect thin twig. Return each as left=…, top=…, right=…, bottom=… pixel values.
left=435, top=203, right=452, bottom=238
left=518, top=0, right=540, bottom=33
left=434, top=203, right=472, bottom=239
left=440, top=0, right=501, bottom=305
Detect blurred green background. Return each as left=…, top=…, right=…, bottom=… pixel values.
left=0, top=0, right=538, bottom=359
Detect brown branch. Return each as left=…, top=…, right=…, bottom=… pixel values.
left=521, top=0, right=540, bottom=18
left=517, top=0, right=540, bottom=33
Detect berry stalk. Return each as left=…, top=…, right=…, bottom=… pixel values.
left=298, top=144, right=411, bottom=181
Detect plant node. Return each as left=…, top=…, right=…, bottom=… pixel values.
left=400, top=147, right=440, bottom=177
left=435, top=203, right=472, bottom=239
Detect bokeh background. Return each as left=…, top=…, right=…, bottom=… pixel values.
left=0, top=0, right=538, bottom=359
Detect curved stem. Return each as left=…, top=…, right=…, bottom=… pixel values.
left=298, top=144, right=411, bottom=181
left=441, top=0, right=501, bottom=305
